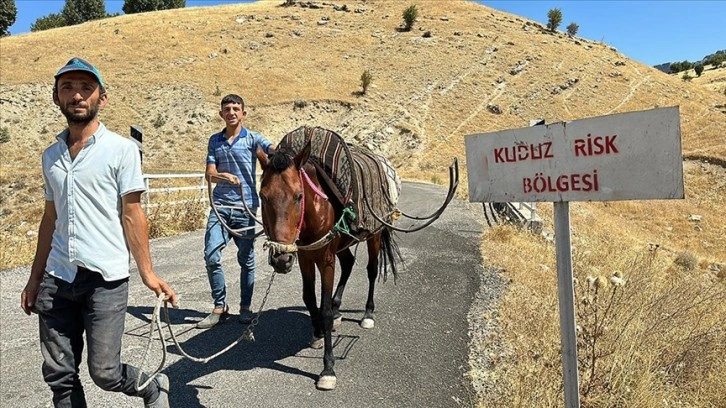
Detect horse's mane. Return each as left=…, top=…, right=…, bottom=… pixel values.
left=267, top=146, right=296, bottom=173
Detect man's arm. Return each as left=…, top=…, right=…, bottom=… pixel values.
left=21, top=201, right=57, bottom=315
left=205, top=163, right=239, bottom=185
left=121, top=192, right=178, bottom=307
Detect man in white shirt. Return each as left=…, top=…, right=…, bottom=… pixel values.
left=20, top=57, right=178, bottom=408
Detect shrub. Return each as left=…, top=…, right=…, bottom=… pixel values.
left=566, top=22, right=578, bottom=36
left=153, top=113, right=166, bottom=128
left=681, top=72, right=693, bottom=82
left=572, top=252, right=726, bottom=404
left=31, top=12, right=66, bottom=31
left=0, top=127, right=9, bottom=143
left=674, top=251, right=698, bottom=271
left=402, top=4, right=418, bottom=32
left=694, top=64, right=704, bottom=77
left=360, top=70, right=372, bottom=94
left=546, top=8, right=562, bottom=32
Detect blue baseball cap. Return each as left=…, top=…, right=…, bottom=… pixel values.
left=54, top=57, right=105, bottom=89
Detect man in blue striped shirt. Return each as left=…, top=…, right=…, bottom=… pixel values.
left=197, top=94, right=275, bottom=329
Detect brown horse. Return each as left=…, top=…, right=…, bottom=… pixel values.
left=257, top=142, right=401, bottom=391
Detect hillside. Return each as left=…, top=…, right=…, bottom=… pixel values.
left=1, top=1, right=725, bottom=403
left=690, top=63, right=726, bottom=93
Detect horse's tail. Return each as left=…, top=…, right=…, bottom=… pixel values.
left=379, top=227, right=403, bottom=283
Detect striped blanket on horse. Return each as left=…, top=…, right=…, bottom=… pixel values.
left=279, top=126, right=400, bottom=234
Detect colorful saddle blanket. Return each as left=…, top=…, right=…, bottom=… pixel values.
left=279, top=126, right=400, bottom=233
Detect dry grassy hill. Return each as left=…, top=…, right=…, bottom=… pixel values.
left=690, top=63, right=726, bottom=94
left=3, top=0, right=723, bottom=261
left=1, top=1, right=725, bottom=405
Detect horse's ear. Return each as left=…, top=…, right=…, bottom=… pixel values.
left=294, top=141, right=311, bottom=169
left=256, top=147, right=269, bottom=169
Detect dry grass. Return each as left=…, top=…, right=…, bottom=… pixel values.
left=146, top=192, right=207, bottom=239
left=477, top=202, right=725, bottom=407
left=690, top=64, right=726, bottom=94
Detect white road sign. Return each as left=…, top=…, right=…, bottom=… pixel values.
left=465, top=107, right=684, bottom=202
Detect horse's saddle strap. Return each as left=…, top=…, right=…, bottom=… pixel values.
left=313, top=161, right=348, bottom=206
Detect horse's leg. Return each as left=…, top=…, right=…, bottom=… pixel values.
left=313, top=248, right=337, bottom=390
left=332, top=247, right=355, bottom=329
left=299, top=254, right=322, bottom=345
left=361, top=234, right=382, bottom=329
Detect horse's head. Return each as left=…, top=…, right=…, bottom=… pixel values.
left=259, top=142, right=333, bottom=274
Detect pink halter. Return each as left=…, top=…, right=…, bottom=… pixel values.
left=295, top=168, right=328, bottom=238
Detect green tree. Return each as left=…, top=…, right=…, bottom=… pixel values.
left=61, top=0, right=106, bottom=25
left=31, top=12, right=67, bottom=32
left=546, top=8, right=562, bottom=32
left=694, top=64, right=704, bottom=77
left=704, top=53, right=726, bottom=67
left=670, top=60, right=694, bottom=74
left=123, top=0, right=185, bottom=14
left=402, top=4, right=418, bottom=32
left=0, top=0, right=17, bottom=37
left=566, top=22, right=578, bottom=37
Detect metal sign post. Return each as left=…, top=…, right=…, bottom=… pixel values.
left=554, top=201, right=579, bottom=406
left=464, top=107, right=684, bottom=407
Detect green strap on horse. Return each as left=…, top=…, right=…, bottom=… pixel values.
left=333, top=206, right=358, bottom=239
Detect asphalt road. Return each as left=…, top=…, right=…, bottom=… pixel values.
left=1, top=181, right=493, bottom=408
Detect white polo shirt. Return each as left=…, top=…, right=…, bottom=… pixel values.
left=42, top=123, right=145, bottom=283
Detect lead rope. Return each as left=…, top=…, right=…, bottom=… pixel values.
left=134, top=270, right=277, bottom=391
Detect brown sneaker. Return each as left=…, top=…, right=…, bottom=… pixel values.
left=195, top=306, right=229, bottom=329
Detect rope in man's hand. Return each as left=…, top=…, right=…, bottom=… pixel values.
left=135, top=271, right=278, bottom=390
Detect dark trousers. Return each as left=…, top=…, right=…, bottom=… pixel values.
left=34, top=269, right=160, bottom=407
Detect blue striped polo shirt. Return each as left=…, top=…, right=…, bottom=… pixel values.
left=207, top=127, right=273, bottom=207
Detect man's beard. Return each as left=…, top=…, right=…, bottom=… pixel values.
left=60, top=100, right=100, bottom=125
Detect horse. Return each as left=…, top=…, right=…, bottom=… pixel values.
left=257, top=140, right=401, bottom=391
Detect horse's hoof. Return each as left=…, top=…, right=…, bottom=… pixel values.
left=310, top=337, right=324, bottom=349
left=316, top=375, right=337, bottom=390
left=360, top=318, right=375, bottom=329
left=333, top=316, right=342, bottom=330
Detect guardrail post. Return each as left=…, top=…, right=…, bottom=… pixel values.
left=200, top=175, right=207, bottom=203
left=143, top=176, right=151, bottom=216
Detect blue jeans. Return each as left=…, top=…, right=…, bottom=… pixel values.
left=33, top=269, right=161, bottom=407
left=204, top=207, right=256, bottom=309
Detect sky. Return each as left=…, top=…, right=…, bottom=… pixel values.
left=7, top=1, right=725, bottom=66
left=480, top=1, right=725, bottom=66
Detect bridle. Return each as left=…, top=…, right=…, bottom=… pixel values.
left=263, top=167, right=336, bottom=256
